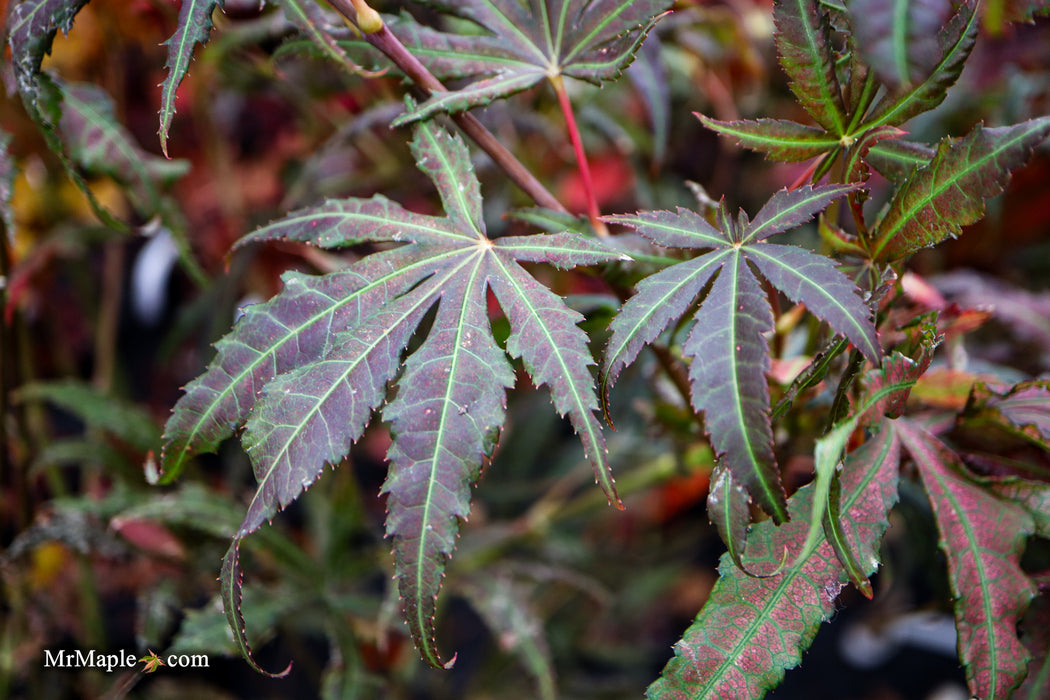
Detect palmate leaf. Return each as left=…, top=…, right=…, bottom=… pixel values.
left=381, top=0, right=672, bottom=125
left=604, top=185, right=879, bottom=523
left=159, top=0, right=221, bottom=157
left=871, top=117, right=1050, bottom=261
left=649, top=425, right=901, bottom=699
left=896, top=420, right=1036, bottom=698
left=162, top=116, right=623, bottom=669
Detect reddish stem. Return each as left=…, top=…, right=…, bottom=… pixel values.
left=551, top=75, right=609, bottom=237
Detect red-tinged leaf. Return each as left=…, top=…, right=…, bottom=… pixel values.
left=872, top=117, right=1050, bottom=261
left=896, top=420, right=1036, bottom=699
left=867, top=0, right=979, bottom=128
left=773, top=0, right=847, bottom=136
left=847, top=0, right=956, bottom=91
left=684, top=252, right=786, bottom=522
left=220, top=542, right=293, bottom=678
left=605, top=187, right=866, bottom=520
left=648, top=426, right=901, bottom=699
left=7, top=0, right=89, bottom=122
left=165, top=115, right=623, bottom=669
left=865, top=139, right=936, bottom=181
left=390, top=0, right=672, bottom=124
left=159, top=0, right=220, bottom=157
left=277, top=0, right=375, bottom=75
left=987, top=478, right=1050, bottom=539
left=58, top=83, right=189, bottom=216
left=697, top=114, right=842, bottom=162
left=985, top=0, right=1050, bottom=34
left=963, top=380, right=1050, bottom=450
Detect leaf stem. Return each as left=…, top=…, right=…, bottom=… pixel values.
left=327, top=0, right=567, bottom=213
left=550, top=75, right=609, bottom=236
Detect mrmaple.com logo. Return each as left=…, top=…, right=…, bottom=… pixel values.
left=43, top=649, right=208, bottom=673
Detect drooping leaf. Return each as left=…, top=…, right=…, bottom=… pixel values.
left=380, top=0, right=672, bottom=125
left=872, top=117, right=1050, bottom=261
left=896, top=419, right=1036, bottom=699
left=163, top=116, right=622, bottom=668
left=58, top=83, right=190, bottom=216
left=706, top=465, right=756, bottom=575
left=696, top=114, right=841, bottom=162
left=962, top=380, right=1050, bottom=451
left=866, top=0, right=979, bottom=128
left=847, top=0, right=956, bottom=91
left=648, top=425, right=901, bottom=699
left=604, top=185, right=878, bottom=522
left=159, top=0, right=220, bottom=157
left=773, top=0, right=847, bottom=136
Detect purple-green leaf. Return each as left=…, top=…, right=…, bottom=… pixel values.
left=707, top=465, right=759, bottom=575
left=697, top=114, right=841, bottom=162
left=872, top=117, right=1050, bottom=261
left=159, top=0, right=220, bottom=157
left=866, top=0, right=979, bottom=128
left=58, top=83, right=189, bottom=216
left=649, top=426, right=901, bottom=699
left=605, top=186, right=867, bottom=521
left=774, top=0, right=847, bottom=135
left=389, top=0, right=672, bottom=125
left=163, top=116, right=622, bottom=669
left=7, top=0, right=89, bottom=121
left=963, top=380, right=1050, bottom=451
left=847, top=0, right=956, bottom=91
left=896, top=419, right=1036, bottom=699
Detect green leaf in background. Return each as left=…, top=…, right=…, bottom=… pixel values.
left=379, top=0, right=672, bottom=125
left=896, top=419, right=1036, bottom=699
left=872, top=117, right=1050, bottom=261
left=164, top=114, right=624, bottom=668
left=159, top=0, right=220, bottom=157
left=604, top=185, right=877, bottom=523
left=648, top=425, right=901, bottom=699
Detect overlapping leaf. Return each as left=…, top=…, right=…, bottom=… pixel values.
left=362, top=0, right=672, bottom=125
left=871, top=117, right=1050, bottom=261
left=962, top=380, right=1050, bottom=450
left=604, top=185, right=879, bottom=523
left=700, top=0, right=977, bottom=181
left=162, top=116, right=623, bottom=668
left=649, top=425, right=901, bottom=699
left=159, top=0, right=220, bottom=156
left=896, top=420, right=1036, bottom=698
left=58, top=83, right=190, bottom=216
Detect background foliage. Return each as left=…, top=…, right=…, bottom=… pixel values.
left=3, top=1, right=1050, bottom=699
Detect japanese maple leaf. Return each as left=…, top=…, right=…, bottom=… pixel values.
left=358, top=0, right=672, bottom=125
left=603, top=185, right=880, bottom=522
left=162, top=115, right=625, bottom=669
